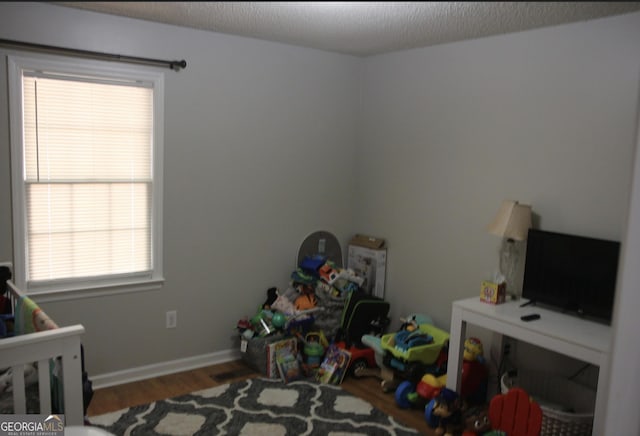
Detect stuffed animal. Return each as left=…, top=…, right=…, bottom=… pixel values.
left=430, top=388, right=464, bottom=436
left=295, top=293, right=317, bottom=311
left=294, top=284, right=317, bottom=310
left=460, top=337, right=489, bottom=404
left=337, top=268, right=364, bottom=286
left=399, top=313, right=434, bottom=332
left=0, top=363, right=38, bottom=393
left=262, top=287, right=279, bottom=309
left=271, top=294, right=298, bottom=315
left=461, top=405, right=491, bottom=435
left=32, top=308, right=58, bottom=332
left=463, top=337, right=484, bottom=363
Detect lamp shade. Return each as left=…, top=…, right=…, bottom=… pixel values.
left=487, top=200, right=532, bottom=241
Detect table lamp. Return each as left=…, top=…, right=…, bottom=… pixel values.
left=487, top=200, right=532, bottom=300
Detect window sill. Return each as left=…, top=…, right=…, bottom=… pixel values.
left=26, top=277, right=165, bottom=303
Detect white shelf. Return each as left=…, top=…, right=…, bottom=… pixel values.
left=446, top=297, right=611, bottom=435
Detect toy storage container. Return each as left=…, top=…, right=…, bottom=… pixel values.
left=381, top=324, right=449, bottom=364
left=501, top=369, right=595, bottom=436
left=241, top=333, right=286, bottom=376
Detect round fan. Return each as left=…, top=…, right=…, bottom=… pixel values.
left=297, top=230, right=343, bottom=268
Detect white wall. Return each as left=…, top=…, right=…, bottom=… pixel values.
left=357, top=11, right=640, bottom=431
left=358, top=12, right=640, bottom=330
left=0, top=2, right=360, bottom=375
left=605, top=86, right=640, bottom=435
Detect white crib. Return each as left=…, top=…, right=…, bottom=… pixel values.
left=0, top=280, right=86, bottom=425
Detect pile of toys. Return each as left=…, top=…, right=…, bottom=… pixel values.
left=236, top=255, right=374, bottom=383
left=236, top=255, right=365, bottom=342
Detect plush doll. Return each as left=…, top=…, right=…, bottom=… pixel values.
left=461, top=405, right=491, bottom=435
left=271, top=285, right=321, bottom=317
left=399, top=313, right=433, bottom=332
left=431, top=388, right=464, bottom=436
left=295, top=293, right=317, bottom=310
left=337, top=268, right=364, bottom=286
left=460, top=337, right=489, bottom=404
left=294, top=284, right=317, bottom=310
left=262, top=287, right=279, bottom=310
left=32, top=308, right=58, bottom=331
left=463, top=337, right=484, bottom=363
left=271, top=294, right=297, bottom=315
left=0, top=363, right=38, bottom=393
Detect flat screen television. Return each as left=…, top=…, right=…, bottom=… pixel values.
left=521, top=229, right=621, bottom=324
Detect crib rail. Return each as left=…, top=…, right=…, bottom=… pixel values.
left=1, top=280, right=85, bottom=425
left=6, top=279, right=22, bottom=304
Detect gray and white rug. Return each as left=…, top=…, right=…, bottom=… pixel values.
left=89, top=377, right=419, bottom=435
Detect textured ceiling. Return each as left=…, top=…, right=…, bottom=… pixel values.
left=54, top=2, right=640, bottom=56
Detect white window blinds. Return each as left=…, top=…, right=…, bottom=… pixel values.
left=21, top=72, right=154, bottom=282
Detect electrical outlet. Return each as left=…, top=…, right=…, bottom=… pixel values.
left=503, top=337, right=516, bottom=357
left=166, top=310, right=177, bottom=329
left=503, top=341, right=511, bottom=356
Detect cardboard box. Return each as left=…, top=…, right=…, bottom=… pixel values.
left=480, top=280, right=506, bottom=305
left=347, top=234, right=387, bottom=298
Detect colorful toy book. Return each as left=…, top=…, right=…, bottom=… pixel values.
left=276, top=350, right=304, bottom=383
left=316, top=344, right=351, bottom=385
left=266, top=337, right=298, bottom=378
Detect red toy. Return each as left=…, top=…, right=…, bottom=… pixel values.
left=335, top=341, right=377, bottom=375
left=459, top=337, right=489, bottom=404
left=395, top=372, right=446, bottom=409
left=489, top=387, right=542, bottom=436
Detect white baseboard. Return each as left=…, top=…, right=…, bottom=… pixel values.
left=90, top=348, right=242, bottom=390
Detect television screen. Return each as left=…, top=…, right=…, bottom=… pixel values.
left=522, top=229, right=621, bottom=323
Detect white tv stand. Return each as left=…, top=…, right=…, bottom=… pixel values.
left=446, top=297, right=611, bottom=435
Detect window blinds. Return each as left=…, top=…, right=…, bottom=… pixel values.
left=22, top=73, right=154, bottom=282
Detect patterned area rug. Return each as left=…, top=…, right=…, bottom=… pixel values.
left=89, top=377, right=419, bottom=435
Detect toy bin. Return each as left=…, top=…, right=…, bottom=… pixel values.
left=381, top=324, right=450, bottom=364
left=241, top=333, right=286, bottom=376
left=501, top=369, right=595, bottom=436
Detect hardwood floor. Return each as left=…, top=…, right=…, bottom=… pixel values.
left=87, top=359, right=436, bottom=435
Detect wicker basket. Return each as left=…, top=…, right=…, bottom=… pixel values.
left=501, top=369, right=595, bottom=436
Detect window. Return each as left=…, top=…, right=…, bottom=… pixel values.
left=8, top=54, right=164, bottom=297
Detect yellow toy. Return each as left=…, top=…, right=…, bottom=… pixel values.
left=463, top=337, right=484, bottom=362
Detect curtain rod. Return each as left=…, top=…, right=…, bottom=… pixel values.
left=0, top=38, right=186, bottom=71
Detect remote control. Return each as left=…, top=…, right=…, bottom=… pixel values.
left=521, top=313, right=541, bottom=322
